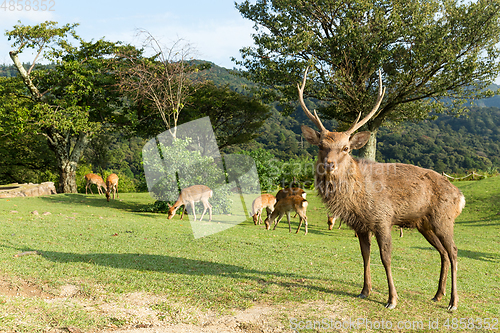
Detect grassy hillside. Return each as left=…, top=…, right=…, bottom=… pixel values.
left=0, top=175, right=498, bottom=331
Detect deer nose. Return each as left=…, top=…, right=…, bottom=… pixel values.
left=324, top=160, right=336, bottom=173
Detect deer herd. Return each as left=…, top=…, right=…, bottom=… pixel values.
left=84, top=173, right=119, bottom=202
left=84, top=68, right=465, bottom=311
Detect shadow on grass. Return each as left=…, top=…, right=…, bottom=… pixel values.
left=413, top=246, right=500, bottom=262
left=33, top=250, right=363, bottom=298
left=456, top=218, right=500, bottom=227
left=39, top=193, right=154, bottom=214
left=0, top=241, right=392, bottom=307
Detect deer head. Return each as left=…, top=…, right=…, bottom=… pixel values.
left=299, top=68, right=385, bottom=174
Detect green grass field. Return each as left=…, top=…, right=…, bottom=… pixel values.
left=0, top=177, right=499, bottom=332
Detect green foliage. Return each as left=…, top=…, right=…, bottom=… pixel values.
left=236, top=148, right=281, bottom=192
left=377, top=107, right=500, bottom=173
left=235, top=0, right=500, bottom=134
left=181, top=82, right=271, bottom=150
left=143, top=138, right=231, bottom=214
left=1, top=21, right=135, bottom=192
left=278, top=155, right=316, bottom=189
left=0, top=131, right=58, bottom=185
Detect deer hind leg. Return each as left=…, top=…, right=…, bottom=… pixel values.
left=417, top=226, right=449, bottom=303
left=435, top=229, right=458, bottom=311
left=199, top=200, right=212, bottom=222
left=296, top=214, right=308, bottom=235
left=207, top=200, right=212, bottom=221
left=375, top=229, right=398, bottom=309
left=357, top=231, right=372, bottom=299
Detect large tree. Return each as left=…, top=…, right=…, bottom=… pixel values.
left=2, top=21, right=129, bottom=192
left=235, top=0, right=500, bottom=160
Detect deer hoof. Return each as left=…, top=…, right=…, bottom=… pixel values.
left=447, top=305, right=457, bottom=311
left=385, top=303, right=396, bottom=309
left=357, top=293, right=367, bottom=299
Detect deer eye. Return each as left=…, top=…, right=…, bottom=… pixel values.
left=342, top=146, right=349, bottom=153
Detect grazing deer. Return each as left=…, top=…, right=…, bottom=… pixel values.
left=327, top=214, right=337, bottom=231
left=84, top=173, right=106, bottom=195
left=276, top=188, right=306, bottom=218
left=252, top=193, right=276, bottom=225
left=298, top=68, right=465, bottom=310
left=105, top=173, right=119, bottom=202
left=266, top=195, right=309, bottom=235
left=167, top=185, right=213, bottom=222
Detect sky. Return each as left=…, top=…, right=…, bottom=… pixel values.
left=0, top=0, right=255, bottom=68
left=1, top=1, right=499, bottom=84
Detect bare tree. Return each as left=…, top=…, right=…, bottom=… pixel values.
left=115, top=32, right=203, bottom=138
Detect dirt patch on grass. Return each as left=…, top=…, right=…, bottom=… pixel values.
left=0, top=275, right=53, bottom=299
left=0, top=276, right=347, bottom=333
left=99, top=299, right=347, bottom=333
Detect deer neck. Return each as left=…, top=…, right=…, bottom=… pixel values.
left=316, top=158, right=371, bottom=229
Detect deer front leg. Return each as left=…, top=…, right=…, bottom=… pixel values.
left=189, top=201, right=197, bottom=221
left=273, top=213, right=284, bottom=230
left=376, top=230, right=398, bottom=309
left=357, top=231, right=372, bottom=299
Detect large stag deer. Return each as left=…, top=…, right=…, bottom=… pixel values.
left=167, top=185, right=213, bottom=222
left=298, top=68, right=465, bottom=310
left=105, top=174, right=119, bottom=202
left=84, top=173, right=106, bottom=195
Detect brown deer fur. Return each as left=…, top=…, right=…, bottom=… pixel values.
left=105, top=174, right=119, bottom=202
left=328, top=214, right=403, bottom=237
left=266, top=195, right=309, bottom=235
left=252, top=194, right=277, bottom=225
left=84, top=173, right=106, bottom=195
left=167, top=185, right=213, bottom=222
left=299, top=68, right=465, bottom=311
left=275, top=187, right=306, bottom=201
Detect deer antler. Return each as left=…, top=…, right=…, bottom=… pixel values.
left=297, top=67, right=326, bottom=133
left=344, top=70, right=386, bottom=136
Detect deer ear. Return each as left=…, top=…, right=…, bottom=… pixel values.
left=349, top=131, right=371, bottom=150
left=301, top=125, right=321, bottom=145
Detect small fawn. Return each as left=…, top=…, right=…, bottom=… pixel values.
left=251, top=193, right=276, bottom=225
left=266, top=195, right=309, bottom=235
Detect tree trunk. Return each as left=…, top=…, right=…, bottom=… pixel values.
left=44, top=130, right=89, bottom=193
left=358, top=129, right=378, bottom=161
left=9, top=51, right=42, bottom=101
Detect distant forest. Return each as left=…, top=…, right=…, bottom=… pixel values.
left=1, top=62, right=500, bottom=190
